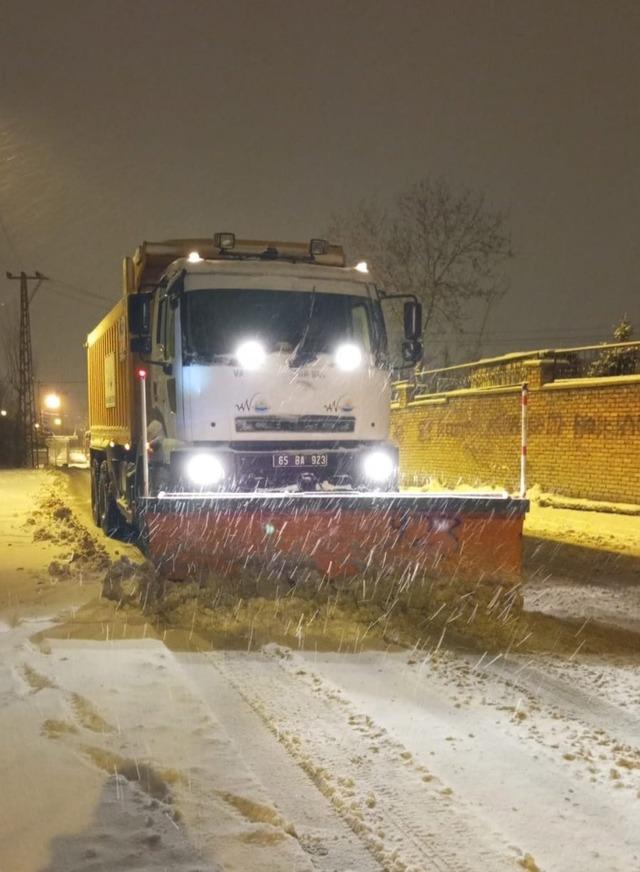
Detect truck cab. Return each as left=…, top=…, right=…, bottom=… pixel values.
left=88, top=236, right=422, bottom=533
left=139, top=238, right=421, bottom=495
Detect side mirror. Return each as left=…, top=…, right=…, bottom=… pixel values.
left=403, top=300, right=422, bottom=341
left=402, top=339, right=423, bottom=365
left=128, top=293, right=151, bottom=338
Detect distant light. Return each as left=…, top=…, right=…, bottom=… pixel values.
left=335, top=343, right=362, bottom=371
left=34, top=422, right=41, bottom=429
left=0, top=409, right=6, bottom=417
left=124, top=442, right=131, bottom=451
left=137, top=368, right=148, bottom=380
left=53, top=417, right=62, bottom=427
left=44, top=392, right=61, bottom=410
left=187, top=251, right=202, bottom=263
left=355, top=261, right=369, bottom=273
left=109, top=441, right=115, bottom=448
left=236, top=340, right=266, bottom=370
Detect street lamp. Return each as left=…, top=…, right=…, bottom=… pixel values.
left=0, top=409, right=7, bottom=417
left=44, top=392, right=61, bottom=411
left=53, top=417, right=62, bottom=427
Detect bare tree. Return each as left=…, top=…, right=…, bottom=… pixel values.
left=329, top=178, right=512, bottom=365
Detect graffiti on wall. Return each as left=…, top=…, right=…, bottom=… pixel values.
left=573, top=413, right=640, bottom=437
left=413, top=412, right=640, bottom=441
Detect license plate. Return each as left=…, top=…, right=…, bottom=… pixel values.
left=272, top=452, right=329, bottom=468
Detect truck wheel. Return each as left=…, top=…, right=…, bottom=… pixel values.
left=90, top=460, right=101, bottom=526
left=99, top=462, right=122, bottom=538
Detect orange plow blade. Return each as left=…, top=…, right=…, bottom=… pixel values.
left=140, top=493, right=527, bottom=584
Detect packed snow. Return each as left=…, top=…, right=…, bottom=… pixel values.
left=0, top=468, right=638, bottom=871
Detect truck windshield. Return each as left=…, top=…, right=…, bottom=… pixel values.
left=182, top=288, right=386, bottom=363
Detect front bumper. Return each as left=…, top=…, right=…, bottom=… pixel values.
left=164, top=442, right=399, bottom=491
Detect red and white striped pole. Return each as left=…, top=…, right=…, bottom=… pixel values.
left=520, top=382, right=528, bottom=498
left=137, top=367, right=149, bottom=498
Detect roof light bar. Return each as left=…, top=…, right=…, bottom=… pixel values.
left=214, top=232, right=236, bottom=250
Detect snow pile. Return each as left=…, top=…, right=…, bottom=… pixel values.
left=526, top=498, right=640, bottom=558
left=532, top=487, right=640, bottom=517
left=27, top=488, right=109, bottom=571
left=26, top=482, right=155, bottom=611
left=142, top=570, right=565, bottom=656
left=101, top=554, right=156, bottom=607
left=139, top=551, right=640, bottom=657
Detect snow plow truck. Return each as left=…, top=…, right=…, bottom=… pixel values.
left=87, top=236, right=527, bottom=583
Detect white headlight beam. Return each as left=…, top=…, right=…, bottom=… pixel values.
left=186, top=454, right=225, bottom=487
left=235, top=340, right=266, bottom=370
left=362, top=450, right=395, bottom=483
left=335, top=343, right=362, bottom=371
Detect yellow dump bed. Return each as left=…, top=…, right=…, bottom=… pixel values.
left=86, top=297, right=134, bottom=450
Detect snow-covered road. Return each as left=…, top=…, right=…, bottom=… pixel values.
left=0, top=469, right=639, bottom=871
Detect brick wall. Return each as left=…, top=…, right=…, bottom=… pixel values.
left=391, top=367, right=640, bottom=505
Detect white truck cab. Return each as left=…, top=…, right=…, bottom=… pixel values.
left=128, top=236, right=423, bottom=495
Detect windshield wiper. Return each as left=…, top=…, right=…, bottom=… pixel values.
left=288, top=287, right=318, bottom=367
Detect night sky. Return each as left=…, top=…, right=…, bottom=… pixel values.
left=1, top=0, right=638, bottom=422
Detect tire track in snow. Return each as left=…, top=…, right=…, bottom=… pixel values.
left=209, top=651, right=520, bottom=872
left=482, top=657, right=640, bottom=748
left=178, top=654, right=383, bottom=871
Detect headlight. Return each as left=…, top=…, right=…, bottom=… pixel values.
left=186, top=454, right=225, bottom=487
left=335, top=343, right=362, bottom=371
left=362, top=450, right=395, bottom=483
left=235, top=340, right=266, bottom=370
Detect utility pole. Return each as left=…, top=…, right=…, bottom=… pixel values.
left=5, top=271, right=47, bottom=468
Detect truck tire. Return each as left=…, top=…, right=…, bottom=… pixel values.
left=98, top=461, right=122, bottom=538
left=90, top=460, right=101, bottom=526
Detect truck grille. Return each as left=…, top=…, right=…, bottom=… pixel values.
left=236, top=415, right=355, bottom=433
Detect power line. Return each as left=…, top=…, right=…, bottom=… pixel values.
left=428, top=332, right=608, bottom=341
left=425, top=327, right=618, bottom=342
left=33, top=379, right=87, bottom=385
left=463, top=327, right=616, bottom=337
left=47, top=285, right=112, bottom=309
left=51, top=279, right=113, bottom=303
left=428, top=324, right=617, bottom=337
left=427, top=337, right=612, bottom=347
